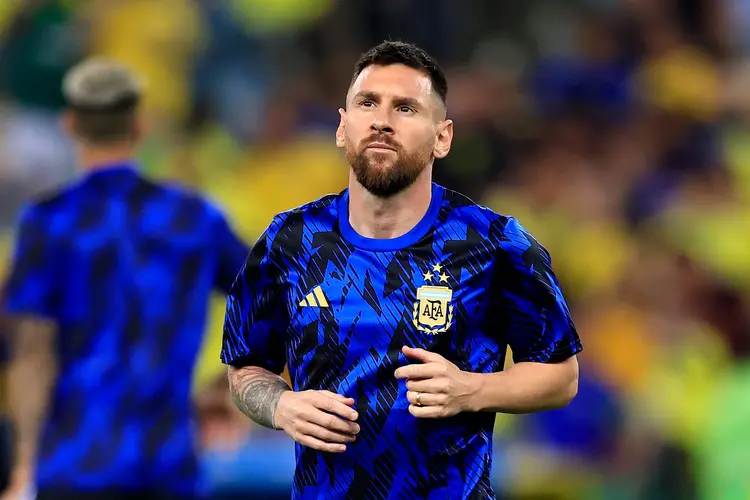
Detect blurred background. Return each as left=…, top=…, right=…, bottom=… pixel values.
left=0, top=0, right=748, bottom=498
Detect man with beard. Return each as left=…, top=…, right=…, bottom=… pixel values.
left=221, top=41, right=582, bottom=499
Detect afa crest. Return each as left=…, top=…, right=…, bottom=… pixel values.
left=412, top=263, right=454, bottom=334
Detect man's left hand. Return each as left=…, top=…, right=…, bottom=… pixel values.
left=394, top=346, right=480, bottom=418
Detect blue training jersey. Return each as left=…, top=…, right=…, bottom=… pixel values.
left=3, top=163, right=248, bottom=496
left=221, top=183, right=582, bottom=499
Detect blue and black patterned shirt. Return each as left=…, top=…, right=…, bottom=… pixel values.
left=222, top=183, right=582, bottom=499
left=3, top=163, right=248, bottom=496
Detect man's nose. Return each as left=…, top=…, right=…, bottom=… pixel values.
left=370, top=111, right=394, bottom=135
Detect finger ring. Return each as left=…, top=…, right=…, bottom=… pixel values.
left=415, top=391, right=422, bottom=406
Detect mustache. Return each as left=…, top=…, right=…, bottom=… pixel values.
left=360, top=135, right=401, bottom=151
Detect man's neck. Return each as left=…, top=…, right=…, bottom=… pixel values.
left=78, top=144, right=136, bottom=171
left=347, top=167, right=433, bottom=240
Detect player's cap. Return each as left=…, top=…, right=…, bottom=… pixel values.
left=62, top=58, right=143, bottom=112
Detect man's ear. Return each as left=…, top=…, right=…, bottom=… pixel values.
left=433, top=119, right=453, bottom=159
left=335, top=108, right=346, bottom=148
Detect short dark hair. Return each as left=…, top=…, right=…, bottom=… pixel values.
left=351, top=41, right=448, bottom=104
left=62, top=58, right=142, bottom=144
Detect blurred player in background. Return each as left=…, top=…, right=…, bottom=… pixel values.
left=1, top=59, right=248, bottom=500
left=222, top=41, right=582, bottom=498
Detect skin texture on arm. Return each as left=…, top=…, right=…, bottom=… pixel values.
left=466, top=356, right=579, bottom=414
left=226, top=365, right=290, bottom=429
left=395, top=346, right=578, bottom=418
left=5, top=316, right=57, bottom=491
left=227, top=365, right=360, bottom=453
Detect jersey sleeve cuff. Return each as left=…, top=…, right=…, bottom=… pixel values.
left=514, top=337, right=583, bottom=364
left=220, top=350, right=285, bottom=374
left=2, top=300, right=56, bottom=320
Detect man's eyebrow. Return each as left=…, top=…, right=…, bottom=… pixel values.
left=352, top=90, right=379, bottom=102
left=352, top=91, right=423, bottom=108
left=393, top=96, right=422, bottom=108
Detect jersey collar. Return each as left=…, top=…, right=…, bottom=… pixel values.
left=338, top=183, right=443, bottom=251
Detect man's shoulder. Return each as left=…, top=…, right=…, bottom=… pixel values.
left=147, top=178, right=214, bottom=209
left=437, top=185, right=543, bottom=256
left=26, top=174, right=209, bottom=214
left=265, top=191, right=342, bottom=239
left=19, top=182, right=79, bottom=227
left=29, top=179, right=80, bottom=209
left=141, top=178, right=233, bottom=228
left=438, top=185, right=515, bottom=236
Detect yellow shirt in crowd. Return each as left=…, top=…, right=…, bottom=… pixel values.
left=86, top=0, right=204, bottom=124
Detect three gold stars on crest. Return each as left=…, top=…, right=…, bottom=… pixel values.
left=423, top=262, right=449, bottom=283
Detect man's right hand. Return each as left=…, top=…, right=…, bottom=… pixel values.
left=273, top=390, right=359, bottom=453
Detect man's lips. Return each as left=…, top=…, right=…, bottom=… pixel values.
left=366, top=142, right=397, bottom=151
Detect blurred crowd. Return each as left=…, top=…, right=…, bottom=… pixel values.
left=0, top=0, right=748, bottom=498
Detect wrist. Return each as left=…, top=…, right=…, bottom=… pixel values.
left=272, top=389, right=292, bottom=430
left=464, top=372, right=486, bottom=413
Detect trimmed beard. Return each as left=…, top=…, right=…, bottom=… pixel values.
left=346, top=135, right=432, bottom=198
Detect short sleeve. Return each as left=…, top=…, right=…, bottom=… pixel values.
left=3, top=206, right=59, bottom=319
left=220, top=224, right=288, bottom=373
left=209, top=206, right=250, bottom=294
left=491, top=217, right=582, bottom=364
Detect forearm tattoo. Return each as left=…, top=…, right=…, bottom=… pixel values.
left=228, top=366, right=290, bottom=428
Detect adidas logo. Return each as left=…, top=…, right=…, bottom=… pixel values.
left=299, top=286, right=329, bottom=308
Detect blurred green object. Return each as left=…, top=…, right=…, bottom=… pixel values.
left=0, top=0, right=83, bottom=111
left=657, top=202, right=750, bottom=291
left=695, top=362, right=750, bottom=500
left=229, top=0, right=334, bottom=33
left=724, top=125, right=750, bottom=206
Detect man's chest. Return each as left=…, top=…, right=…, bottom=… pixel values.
left=283, top=243, right=498, bottom=351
